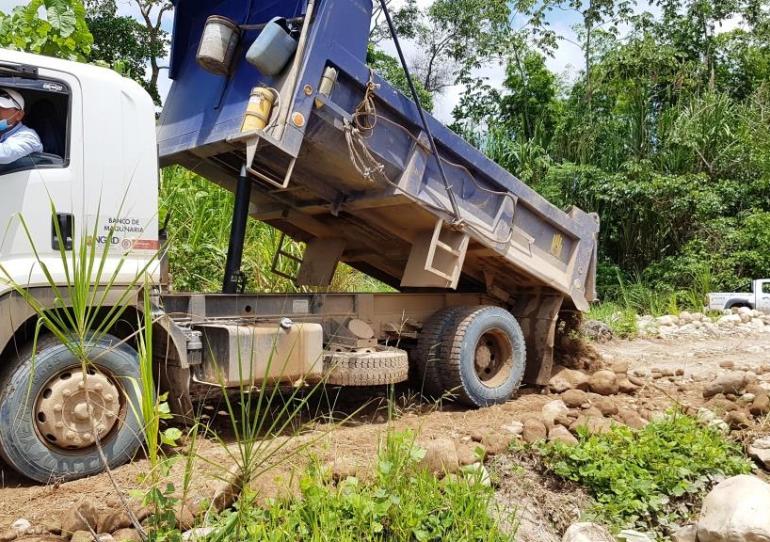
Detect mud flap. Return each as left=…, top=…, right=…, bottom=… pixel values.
left=511, top=293, right=564, bottom=386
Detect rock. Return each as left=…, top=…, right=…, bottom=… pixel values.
left=581, top=320, right=613, bottom=343
left=456, top=443, right=480, bottom=466
left=62, top=500, right=99, bottom=534
left=181, top=528, right=215, bottom=542
left=617, top=377, right=640, bottom=394
left=70, top=532, right=93, bottom=542
left=111, top=529, right=141, bottom=542
left=562, top=522, right=615, bottom=542
left=97, top=510, right=135, bottom=535
left=522, top=418, right=548, bottom=444
left=542, top=400, right=570, bottom=429
left=555, top=413, right=576, bottom=427
left=657, top=315, right=677, bottom=326
left=703, top=372, right=749, bottom=398
left=611, top=360, right=630, bottom=375
left=697, top=475, right=770, bottom=542
left=549, top=367, right=590, bottom=393
left=627, top=374, right=645, bottom=387
left=593, top=397, right=618, bottom=416
left=470, top=431, right=484, bottom=443
left=748, top=436, right=770, bottom=470
left=10, top=520, right=30, bottom=534
left=501, top=421, right=524, bottom=435
left=582, top=406, right=604, bottom=418
left=617, top=530, right=653, bottom=542
left=328, top=456, right=361, bottom=480
left=570, top=415, right=613, bottom=435
left=481, top=432, right=510, bottom=456
left=97, top=535, right=115, bottom=542
left=548, top=425, right=578, bottom=446
left=419, top=439, right=460, bottom=475
left=750, top=393, right=770, bottom=416
left=718, top=314, right=742, bottom=326
left=588, top=370, right=619, bottom=396
left=562, top=389, right=590, bottom=408
left=697, top=408, right=730, bottom=433
left=671, top=524, right=698, bottom=542
left=618, top=408, right=648, bottom=430
left=724, top=410, right=751, bottom=430
left=720, top=360, right=735, bottom=369
left=739, top=393, right=756, bottom=403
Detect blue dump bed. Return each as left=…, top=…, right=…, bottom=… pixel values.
left=158, top=0, right=598, bottom=312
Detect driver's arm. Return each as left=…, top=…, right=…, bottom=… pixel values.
left=0, top=130, right=44, bottom=165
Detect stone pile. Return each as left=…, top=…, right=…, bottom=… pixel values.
left=637, top=308, right=770, bottom=339
left=515, top=362, right=648, bottom=445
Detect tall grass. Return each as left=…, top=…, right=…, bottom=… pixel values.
left=160, top=167, right=388, bottom=294
left=587, top=267, right=714, bottom=337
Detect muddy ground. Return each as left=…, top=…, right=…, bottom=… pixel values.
left=1, top=332, right=769, bottom=539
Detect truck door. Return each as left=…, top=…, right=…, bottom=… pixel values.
left=0, top=70, right=82, bottom=287
left=756, top=281, right=770, bottom=313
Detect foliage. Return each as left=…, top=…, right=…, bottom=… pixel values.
left=367, top=45, right=434, bottom=112
left=85, top=0, right=166, bottom=101
left=540, top=413, right=752, bottom=536
left=207, top=431, right=512, bottom=542
left=448, top=0, right=770, bottom=299
left=0, top=0, right=93, bottom=61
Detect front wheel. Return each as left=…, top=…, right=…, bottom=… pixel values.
left=0, top=334, right=144, bottom=482
left=442, top=306, right=527, bottom=407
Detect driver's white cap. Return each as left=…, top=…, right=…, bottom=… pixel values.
left=0, top=88, right=24, bottom=110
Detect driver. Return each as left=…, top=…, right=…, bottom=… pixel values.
left=0, top=88, right=43, bottom=165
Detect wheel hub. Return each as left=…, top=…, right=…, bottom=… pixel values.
left=473, top=330, right=514, bottom=387
left=35, top=368, right=121, bottom=450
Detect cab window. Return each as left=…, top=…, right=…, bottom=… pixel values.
left=0, top=78, right=70, bottom=176
left=762, top=282, right=770, bottom=294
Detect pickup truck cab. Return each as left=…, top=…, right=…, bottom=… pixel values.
left=707, top=279, right=770, bottom=312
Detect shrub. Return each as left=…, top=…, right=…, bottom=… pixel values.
left=539, top=413, right=752, bottom=536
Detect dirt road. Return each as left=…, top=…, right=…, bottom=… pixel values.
left=1, top=332, right=769, bottom=534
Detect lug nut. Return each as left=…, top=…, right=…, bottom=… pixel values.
left=55, top=422, right=64, bottom=429
left=94, top=383, right=103, bottom=392
left=53, top=404, right=62, bottom=413
left=62, top=389, right=72, bottom=398
left=104, top=394, right=114, bottom=403
left=66, top=431, right=76, bottom=441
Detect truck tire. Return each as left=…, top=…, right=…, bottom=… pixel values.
left=324, top=347, right=409, bottom=386
left=413, top=306, right=472, bottom=398
left=442, top=306, right=526, bottom=407
left=0, top=334, right=144, bottom=483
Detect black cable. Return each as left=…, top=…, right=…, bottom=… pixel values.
left=377, top=0, right=463, bottom=225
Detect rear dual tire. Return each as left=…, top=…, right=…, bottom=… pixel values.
left=414, top=306, right=526, bottom=407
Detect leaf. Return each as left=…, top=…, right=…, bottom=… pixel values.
left=46, top=2, right=76, bottom=37
left=161, top=427, right=182, bottom=446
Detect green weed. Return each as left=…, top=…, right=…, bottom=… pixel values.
left=206, top=430, right=513, bottom=542
left=539, top=413, right=752, bottom=537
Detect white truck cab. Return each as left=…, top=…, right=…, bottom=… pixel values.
left=707, top=279, right=770, bottom=313
left=0, top=49, right=159, bottom=300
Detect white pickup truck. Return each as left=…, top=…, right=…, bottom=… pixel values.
left=707, top=279, right=770, bottom=312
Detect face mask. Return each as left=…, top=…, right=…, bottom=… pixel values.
left=0, top=111, right=19, bottom=132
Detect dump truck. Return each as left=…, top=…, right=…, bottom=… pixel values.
left=0, top=0, right=598, bottom=483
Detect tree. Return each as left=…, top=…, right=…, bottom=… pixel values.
left=132, top=0, right=173, bottom=104
left=85, top=0, right=166, bottom=102
left=0, top=0, right=93, bottom=61
left=409, top=0, right=511, bottom=93
left=367, top=45, right=434, bottom=111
